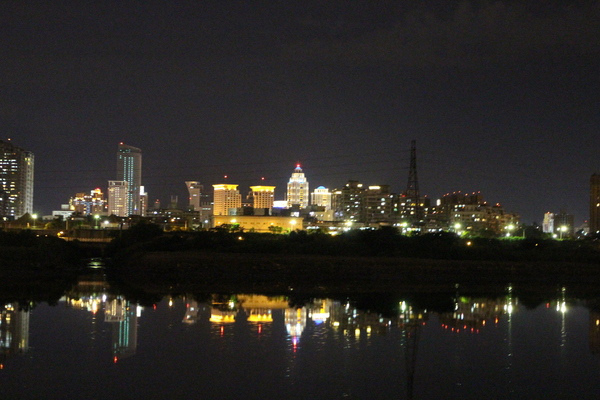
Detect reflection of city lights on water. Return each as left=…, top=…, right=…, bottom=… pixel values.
left=557, top=302, right=567, bottom=313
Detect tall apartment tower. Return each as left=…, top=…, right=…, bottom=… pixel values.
left=591, top=174, right=600, bottom=234
left=286, top=164, right=309, bottom=208
left=186, top=181, right=202, bottom=211
left=0, top=139, right=34, bottom=218
left=116, top=143, right=142, bottom=216
left=249, top=186, right=275, bottom=210
left=212, top=184, right=242, bottom=216
left=108, top=180, right=129, bottom=217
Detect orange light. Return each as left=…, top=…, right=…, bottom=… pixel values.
left=113, top=356, right=118, bottom=364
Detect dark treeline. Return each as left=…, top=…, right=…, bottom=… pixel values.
left=105, top=222, right=600, bottom=263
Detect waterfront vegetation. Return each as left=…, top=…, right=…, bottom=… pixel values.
left=104, top=221, right=600, bottom=262
left=2, top=223, right=600, bottom=303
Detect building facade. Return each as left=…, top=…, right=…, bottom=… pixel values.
left=213, top=184, right=242, bottom=216
left=108, top=180, right=129, bottom=217
left=116, top=143, right=142, bottom=216
left=286, top=165, right=309, bottom=208
left=311, top=186, right=332, bottom=210
left=0, top=139, right=34, bottom=218
left=186, top=181, right=202, bottom=211
left=70, top=188, right=106, bottom=215
left=249, top=185, right=275, bottom=210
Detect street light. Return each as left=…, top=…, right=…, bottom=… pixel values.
left=94, top=214, right=100, bottom=229
left=453, top=222, right=462, bottom=235
left=505, top=224, right=515, bottom=237
left=559, top=225, right=568, bottom=239
left=31, top=213, right=38, bottom=229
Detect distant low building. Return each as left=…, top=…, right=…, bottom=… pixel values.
left=212, top=215, right=302, bottom=233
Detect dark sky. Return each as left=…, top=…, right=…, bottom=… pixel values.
left=1, top=1, right=599, bottom=224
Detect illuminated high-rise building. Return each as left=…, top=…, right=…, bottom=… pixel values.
left=286, top=164, right=309, bottom=208
left=69, top=188, right=106, bottom=215
left=542, top=212, right=554, bottom=234
left=116, top=143, right=142, bottom=216
left=311, top=186, right=332, bottom=210
left=186, top=181, right=202, bottom=211
left=249, top=185, right=275, bottom=210
left=0, top=139, right=34, bottom=218
left=212, top=184, right=241, bottom=215
left=108, top=180, right=129, bottom=217
left=591, top=174, right=600, bottom=234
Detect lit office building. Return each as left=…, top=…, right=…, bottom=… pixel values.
left=0, top=139, right=34, bottom=218
left=286, top=164, right=309, bottom=208
left=249, top=185, right=275, bottom=210
left=311, top=186, right=332, bottom=210
left=213, top=184, right=242, bottom=216
left=69, top=188, right=106, bottom=215
left=116, top=143, right=142, bottom=216
left=108, top=180, right=129, bottom=217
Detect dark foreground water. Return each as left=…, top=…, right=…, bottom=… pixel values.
left=2, top=285, right=600, bottom=400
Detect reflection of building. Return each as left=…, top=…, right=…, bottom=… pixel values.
left=0, top=139, right=34, bottom=218
left=0, top=304, right=30, bottom=362
left=210, top=295, right=238, bottom=323
left=106, top=298, right=139, bottom=360
left=285, top=307, right=307, bottom=344
left=183, top=300, right=200, bottom=324
left=439, top=296, right=513, bottom=333
left=238, top=295, right=289, bottom=323
left=308, top=299, right=332, bottom=324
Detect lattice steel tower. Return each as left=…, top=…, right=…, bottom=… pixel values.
left=405, top=140, right=422, bottom=222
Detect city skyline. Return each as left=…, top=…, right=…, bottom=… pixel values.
left=1, top=2, right=598, bottom=224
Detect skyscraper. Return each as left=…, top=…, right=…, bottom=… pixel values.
left=186, top=181, right=202, bottom=211
left=116, top=143, right=142, bottom=216
left=213, top=184, right=241, bottom=216
left=286, top=164, right=309, bottom=208
left=0, top=139, right=34, bottom=218
left=591, top=174, right=600, bottom=234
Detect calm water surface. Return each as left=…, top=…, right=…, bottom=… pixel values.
left=2, top=276, right=600, bottom=399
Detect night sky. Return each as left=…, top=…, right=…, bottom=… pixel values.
left=1, top=1, right=598, bottom=224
